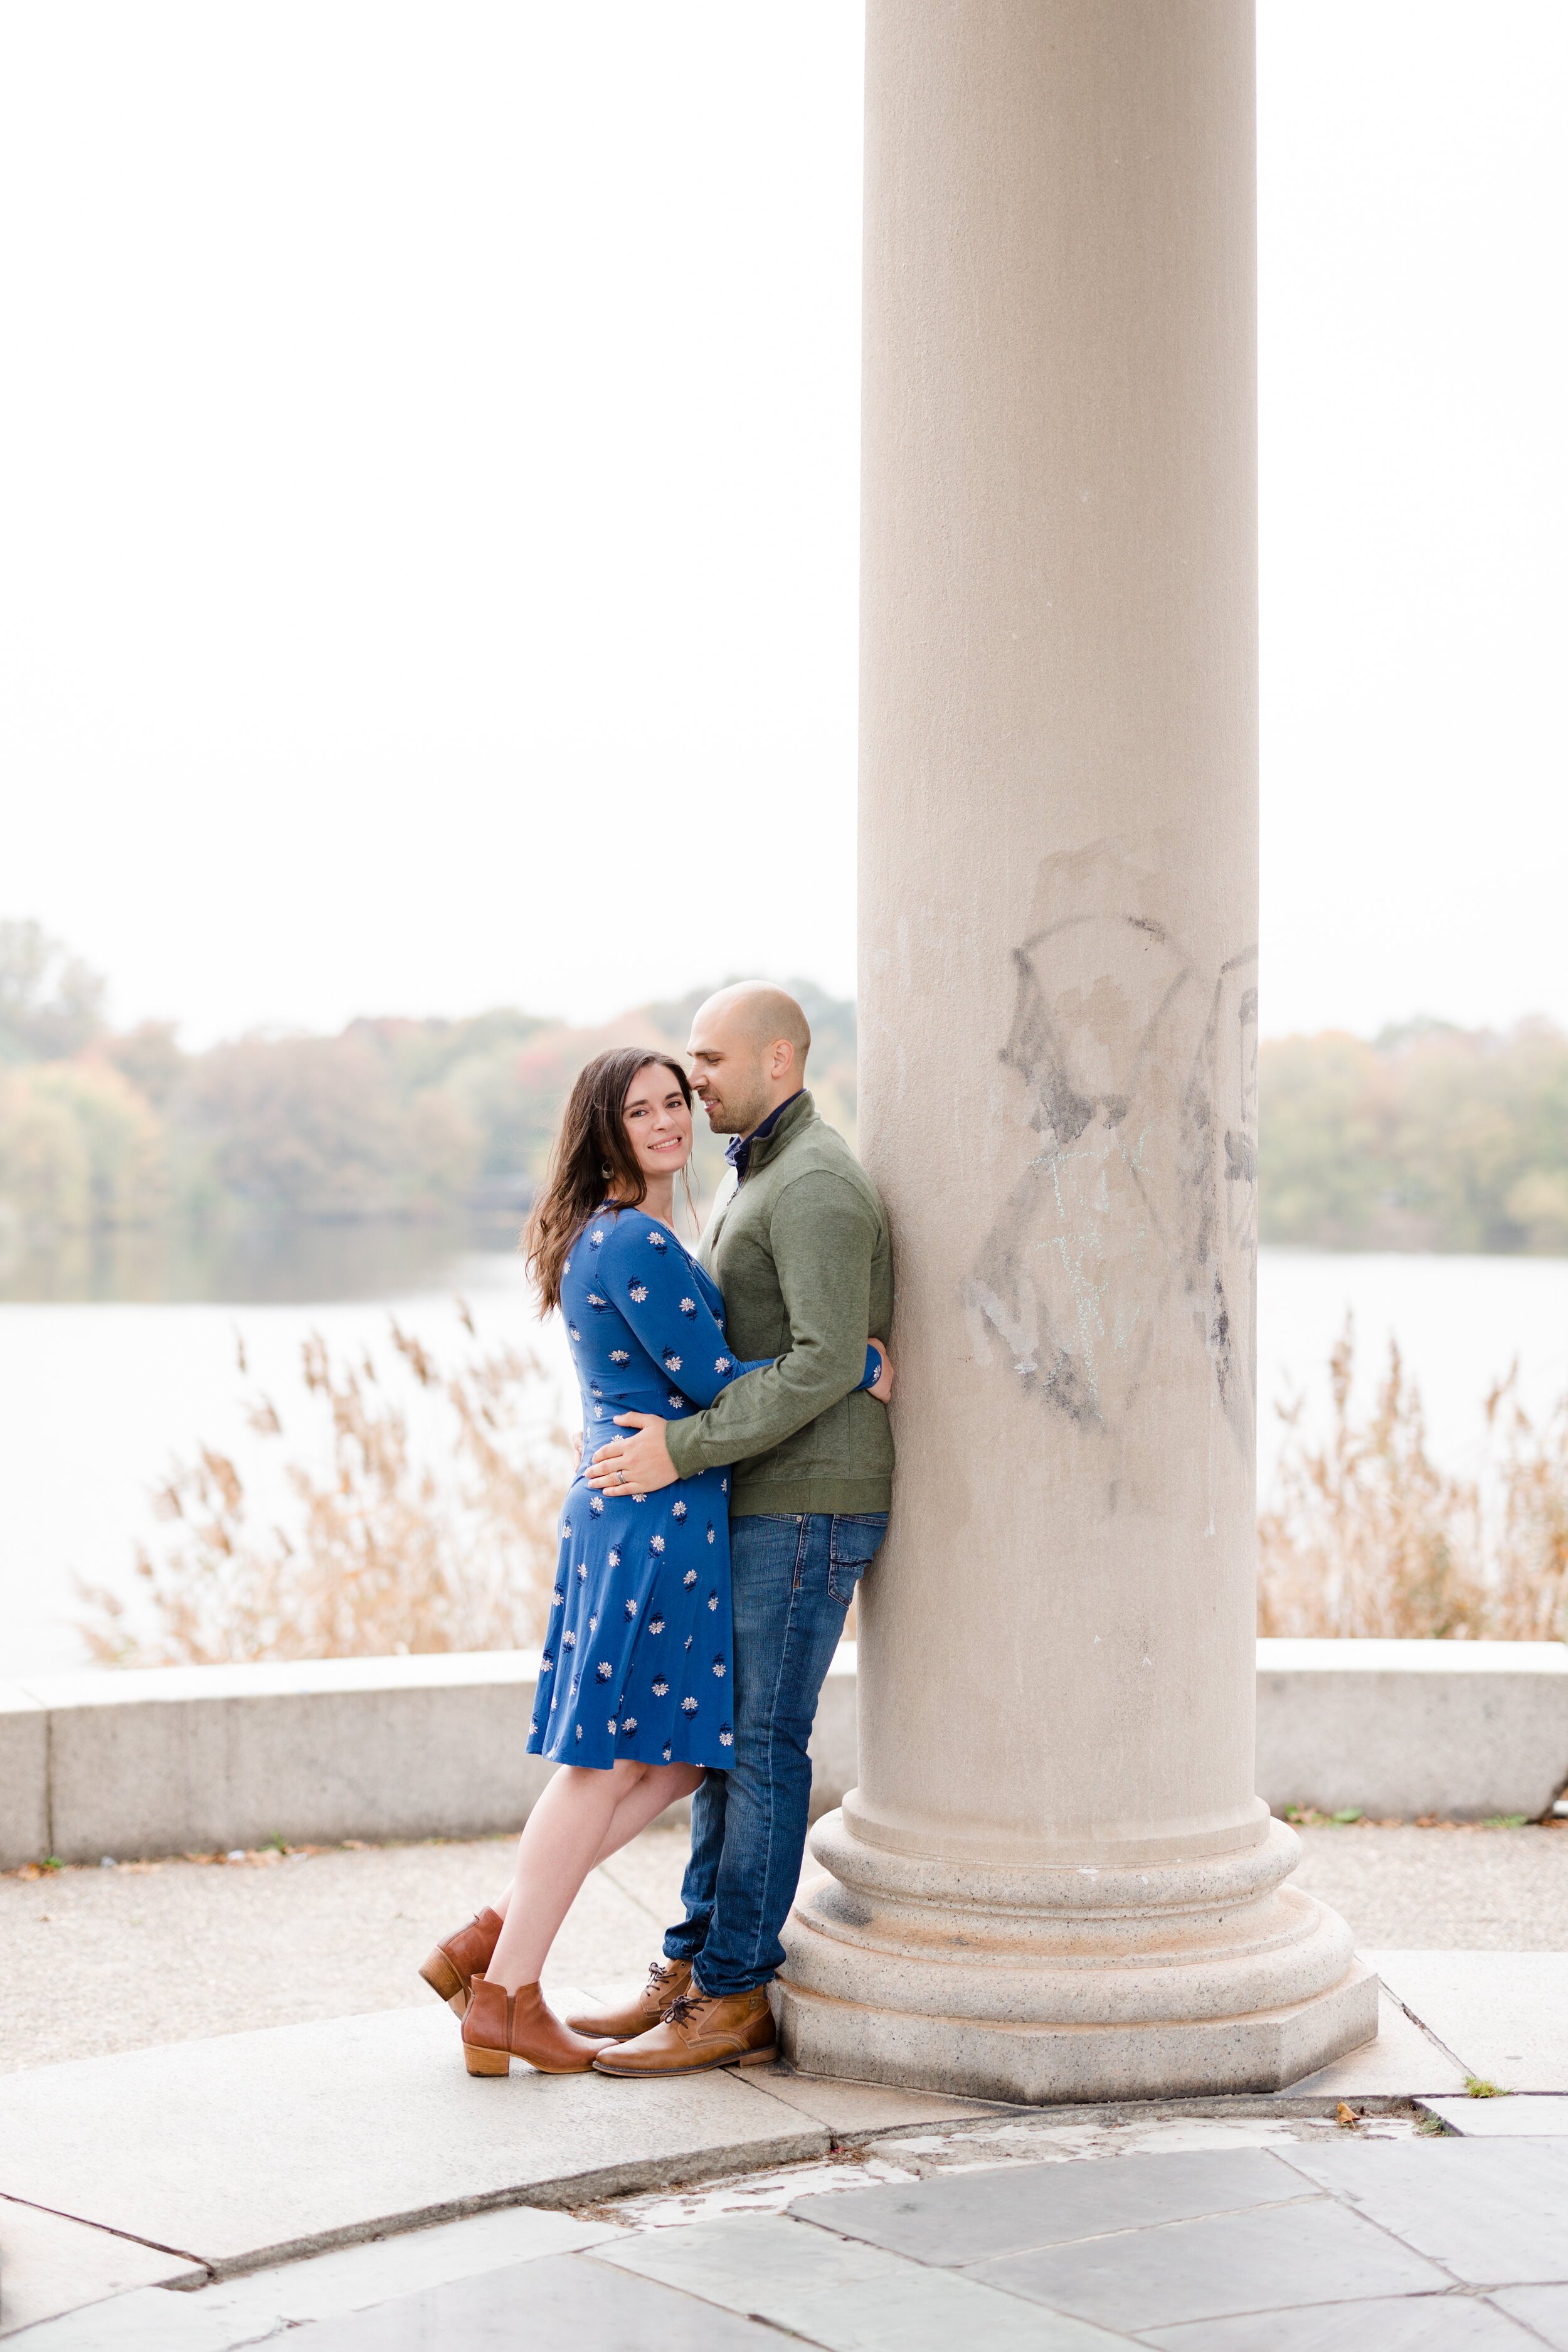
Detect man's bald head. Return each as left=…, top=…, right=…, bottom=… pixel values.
left=687, top=983, right=811, bottom=1138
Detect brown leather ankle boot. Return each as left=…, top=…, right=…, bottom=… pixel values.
left=461, top=1976, right=612, bottom=2076
left=418, top=1907, right=502, bottom=2018
left=591, top=1982, right=777, bottom=2077
left=564, top=1957, right=692, bottom=2041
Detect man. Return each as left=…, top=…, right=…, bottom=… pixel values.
left=573, top=980, right=894, bottom=2075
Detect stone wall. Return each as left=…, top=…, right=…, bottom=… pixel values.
left=1, top=1641, right=1562, bottom=1868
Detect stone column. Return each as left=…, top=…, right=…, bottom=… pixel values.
left=777, top=0, right=1375, bottom=2102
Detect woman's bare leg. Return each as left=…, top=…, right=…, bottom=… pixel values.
left=489, top=1761, right=703, bottom=1924
left=485, top=1759, right=702, bottom=1992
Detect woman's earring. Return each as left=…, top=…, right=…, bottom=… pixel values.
left=601, top=1162, right=612, bottom=1179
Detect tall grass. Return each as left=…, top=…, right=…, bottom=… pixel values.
left=79, top=1306, right=569, bottom=1665
left=1258, top=1318, right=1568, bottom=1640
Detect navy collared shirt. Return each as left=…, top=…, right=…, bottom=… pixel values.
left=725, top=1091, right=805, bottom=1186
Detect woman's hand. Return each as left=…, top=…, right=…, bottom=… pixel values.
left=869, top=1340, right=894, bottom=1403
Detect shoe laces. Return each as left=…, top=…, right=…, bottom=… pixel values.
left=663, top=1990, right=709, bottom=2028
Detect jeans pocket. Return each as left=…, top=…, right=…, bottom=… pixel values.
left=827, top=1513, right=889, bottom=1607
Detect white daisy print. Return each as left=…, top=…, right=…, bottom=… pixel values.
left=663, top=1351, right=682, bottom=1372
left=719, top=1727, right=734, bottom=1747
left=648, top=1616, right=665, bottom=1634
left=652, top=1677, right=669, bottom=1697
left=668, top=1391, right=685, bottom=1410
left=608, top=1717, right=617, bottom=1734
left=628, top=1283, right=649, bottom=1303
left=610, top=1348, right=630, bottom=1365
left=588, top=1614, right=598, bottom=1633
left=720, top=1477, right=728, bottom=1495
left=541, top=1653, right=554, bottom=1673
left=568, top=1324, right=582, bottom=1341
left=562, top=1630, right=578, bottom=1649
left=607, top=1546, right=622, bottom=1568
left=662, top=1744, right=672, bottom=1762
left=552, top=1587, right=564, bottom=1607
left=681, top=1697, right=699, bottom=1714
left=564, top=1258, right=573, bottom=1274
left=624, top=1598, right=637, bottom=1619
left=590, top=1226, right=606, bottom=1247
left=576, top=1562, right=588, bottom=1581
left=596, top=1661, right=613, bottom=1682
left=575, top=1724, right=583, bottom=1742
left=647, top=1231, right=666, bottom=1250
left=706, top=1524, right=716, bottom=1545
left=682, top=1569, right=697, bottom=1588
left=590, top=1494, right=605, bottom=1515
left=633, top=1491, right=647, bottom=1503
left=587, top=1291, right=607, bottom=1308
left=672, top=1501, right=687, bottom=1521
left=715, top=1355, right=732, bottom=1374
left=622, top=1714, right=638, bottom=1732
left=707, top=1591, right=718, bottom=1612
left=684, top=1635, right=694, bottom=1651
left=679, top=1297, right=697, bottom=1318
left=713, top=1656, right=725, bottom=1675
left=561, top=1519, right=573, bottom=1539
left=649, top=1534, right=665, bottom=1554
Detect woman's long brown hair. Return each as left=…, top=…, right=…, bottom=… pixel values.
left=523, top=1048, right=694, bottom=1311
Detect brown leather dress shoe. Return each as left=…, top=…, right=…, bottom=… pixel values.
left=591, top=1983, right=777, bottom=2077
left=460, top=1976, right=612, bottom=2076
left=564, top=1957, right=692, bottom=2041
left=418, top=1907, right=502, bottom=2018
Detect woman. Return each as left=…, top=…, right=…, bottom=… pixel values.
left=419, top=1046, right=887, bottom=2077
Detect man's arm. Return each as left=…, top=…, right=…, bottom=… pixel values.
left=664, top=1170, right=878, bottom=1478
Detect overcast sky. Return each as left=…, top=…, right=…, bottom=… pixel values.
left=2, top=2, right=1563, bottom=1046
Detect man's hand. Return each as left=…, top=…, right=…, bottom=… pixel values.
left=585, top=1412, right=678, bottom=1495
left=869, top=1340, right=894, bottom=1403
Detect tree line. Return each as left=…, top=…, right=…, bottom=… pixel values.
left=3, top=918, right=1566, bottom=1253
left=0, top=920, right=857, bottom=1239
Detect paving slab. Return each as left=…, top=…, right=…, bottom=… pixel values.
left=1367, top=1951, right=1568, bottom=2090
left=1285, top=2137, right=1568, bottom=2285
left=0, top=2003, right=827, bottom=2275
left=591, top=2209, right=1130, bottom=2349
left=1426, top=2094, right=1568, bottom=2136
left=0, top=2196, right=204, bottom=2337
left=0, top=2287, right=269, bottom=2351
left=1278, top=1984, right=1469, bottom=2097
left=972, top=2196, right=1447, bottom=2333
left=792, top=2145, right=1318, bottom=2266
left=737, top=2065, right=1006, bottom=2138
left=1493, top=2286, right=1568, bottom=2349
left=285, top=2250, right=794, bottom=2347
left=188, top=2204, right=622, bottom=2329
left=1145, top=2291, right=1542, bottom=2348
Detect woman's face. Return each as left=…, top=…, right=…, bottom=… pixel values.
left=620, top=1062, right=692, bottom=1180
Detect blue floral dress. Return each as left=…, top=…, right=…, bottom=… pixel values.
left=529, top=1206, right=766, bottom=1772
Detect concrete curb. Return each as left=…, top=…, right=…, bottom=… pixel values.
left=2, top=1640, right=1563, bottom=1868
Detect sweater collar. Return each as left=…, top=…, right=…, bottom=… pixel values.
left=724, top=1088, right=813, bottom=1183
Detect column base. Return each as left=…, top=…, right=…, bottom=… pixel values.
left=776, top=1807, right=1379, bottom=2106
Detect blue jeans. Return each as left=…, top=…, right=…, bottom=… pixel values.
left=664, top=1511, right=888, bottom=1997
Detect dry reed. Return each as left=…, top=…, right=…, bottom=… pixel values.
left=1258, top=1316, right=1568, bottom=1642
left=79, top=1305, right=569, bottom=1665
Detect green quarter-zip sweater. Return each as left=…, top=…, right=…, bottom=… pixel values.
left=664, top=1090, right=894, bottom=1515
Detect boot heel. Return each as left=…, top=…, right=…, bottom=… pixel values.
left=420, top=1950, right=467, bottom=2012
left=464, top=2044, right=511, bottom=2077
left=736, top=2043, right=779, bottom=2067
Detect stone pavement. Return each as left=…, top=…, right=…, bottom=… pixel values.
left=7, top=1818, right=1567, bottom=2074
left=11, top=2109, right=1568, bottom=2347
left=5, top=1826, right=1568, bottom=2343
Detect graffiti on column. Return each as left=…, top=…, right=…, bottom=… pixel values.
left=963, top=845, right=1258, bottom=1466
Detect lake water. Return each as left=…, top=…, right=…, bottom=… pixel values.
left=4, top=1242, right=1566, bottom=1676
